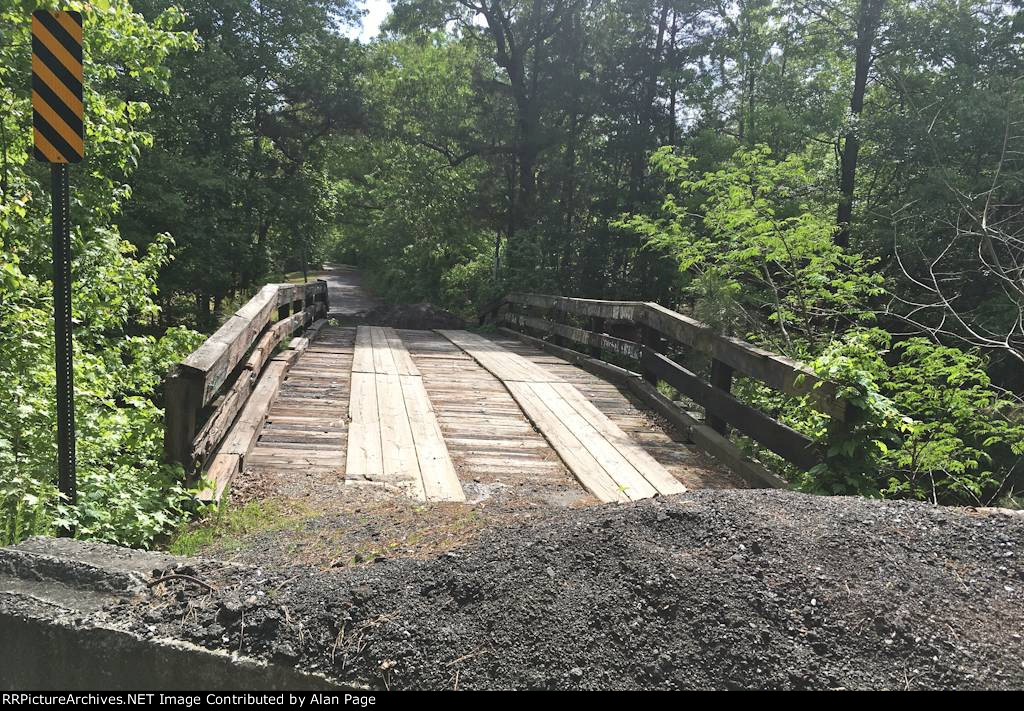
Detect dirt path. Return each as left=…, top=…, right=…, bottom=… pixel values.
left=319, top=264, right=381, bottom=322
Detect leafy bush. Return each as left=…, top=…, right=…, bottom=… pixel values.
left=0, top=2, right=201, bottom=547
left=616, top=145, right=883, bottom=351
left=799, top=330, right=1024, bottom=504
left=622, top=145, right=1024, bottom=506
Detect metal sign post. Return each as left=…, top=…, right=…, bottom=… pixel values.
left=51, top=163, right=76, bottom=515
left=32, top=10, right=84, bottom=533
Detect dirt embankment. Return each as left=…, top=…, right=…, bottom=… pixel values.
left=361, top=303, right=465, bottom=330
left=107, top=490, right=1024, bottom=690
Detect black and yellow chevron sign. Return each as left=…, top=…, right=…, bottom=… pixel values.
left=32, top=10, right=84, bottom=164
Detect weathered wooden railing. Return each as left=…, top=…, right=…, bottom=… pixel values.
left=482, top=293, right=851, bottom=488
left=164, top=281, right=328, bottom=490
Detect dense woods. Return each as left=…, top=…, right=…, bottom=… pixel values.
left=1, top=0, right=1022, bottom=546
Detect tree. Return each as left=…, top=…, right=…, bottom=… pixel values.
left=121, top=0, right=365, bottom=327
left=0, top=1, right=203, bottom=545
left=835, top=0, right=886, bottom=248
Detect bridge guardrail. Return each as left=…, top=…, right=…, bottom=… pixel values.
left=164, top=280, right=328, bottom=483
left=482, top=293, right=851, bottom=483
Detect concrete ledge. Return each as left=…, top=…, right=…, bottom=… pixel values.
left=0, top=538, right=341, bottom=690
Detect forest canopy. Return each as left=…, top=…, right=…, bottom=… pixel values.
left=1, top=0, right=1022, bottom=546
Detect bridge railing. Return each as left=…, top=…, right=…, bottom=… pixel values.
left=482, top=293, right=851, bottom=487
left=164, top=281, right=328, bottom=483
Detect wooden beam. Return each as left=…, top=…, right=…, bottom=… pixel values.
left=640, top=349, right=822, bottom=471
left=502, top=312, right=642, bottom=361
left=708, top=359, right=734, bottom=435
left=497, top=327, right=789, bottom=489
left=505, top=293, right=640, bottom=322
left=624, top=377, right=788, bottom=489
left=499, top=293, right=850, bottom=422
left=181, top=285, right=279, bottom=406
left=196, top=359, right=290, bottom=502
left=190, top=369, right=257, bottom=469
left=174, top=292, right=326, bottom=495
left=637, top=303, right=848, bottom=421
left=163, top=369, right=204, bottom=479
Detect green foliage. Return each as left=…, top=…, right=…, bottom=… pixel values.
left=0, top=1, right=203, bottom=547
left=617, top=145, right=884, bottom=351
left=622, top=144, right=1023, bottom=506
left=790, top=329, right=1024, bottom=505
left=331, top=36, right=500, bottom=314
left=121, top=0, right=364, bottom=328
left=169, top=500, right=309, bottom=556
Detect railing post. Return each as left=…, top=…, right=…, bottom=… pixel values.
left=589, top=316, right=605, bottom=358
left=504, top=301, right=518, bottom=331
left=164, top=368, right=204, bottom=483
left=708, top=358, right=734, bottom=435
left=317, top=279, right=329, bottom=316
left=546, top=305, right=563, bottom=347
left=639, top=324, right=662, bottom=386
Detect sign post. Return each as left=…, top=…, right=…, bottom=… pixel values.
left=32, top=10, right=84, bottom=532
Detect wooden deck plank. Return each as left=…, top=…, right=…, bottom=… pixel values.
left=439, top=329, right=685, bottom=503
left=437, top=330, right=559, bottom=383
left=369, top=326, right=399, bottom=375
left=345, top=327, right=463, bottom=501
left=505, top=381, right=627, bottom=502
left=552, top=382, right=687, bottom=496
left=352, top=326, right=374, bottom=373
left=529, top=382, right=658, bottom=501
left=375, top=373, right=427, bottom=499
left=217, top=360, right=289, bottom=458
left=400, top=374, right=465, bottom=502
left=385, top=328, right=420, bottom=376
left=346, top=371, right=382, bottom=482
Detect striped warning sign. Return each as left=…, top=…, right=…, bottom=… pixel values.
left=32, top=10, right=84, bottom=164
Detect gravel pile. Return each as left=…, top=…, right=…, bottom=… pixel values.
left=115, top=490, right=1023, bottom=689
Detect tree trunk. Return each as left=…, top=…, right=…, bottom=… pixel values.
left=668, top=11, right=678, bottom=146
left=836, top=0, right=885, bottom=248
left=629, top=1, right=671, bottom=200
left=196, top=292, right=211, bottom=327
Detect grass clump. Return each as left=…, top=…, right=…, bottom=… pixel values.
left=168, top=500, right=310, bottom=556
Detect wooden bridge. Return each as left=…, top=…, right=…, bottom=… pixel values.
left=164, top=268, right=848, bottom=505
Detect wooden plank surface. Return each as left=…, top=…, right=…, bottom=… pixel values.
left=552, top=382, right=687, bottom=496
left=528, top=382, right=657, bottom=500
left=400, top=374, right=464, bottom=501
left=370, top=326, right=398, bottom=375
left=505, top=381, right=628, bottom=502
left=493, top=331, right=747, bottom=491
left=345, top=326, right=464, bottom=501
left=245, top=325, right=354, bottom=488
left=437, top=329, right=561, bottom=383
left=386, top=328, right=420, bottom=376
left=376, top=373, right=426, bottom=498
left=439, top=330, right=686, bottom=502
left=346, top=371, right=382, bottom=482
left=399, top=329, right=583, bottom=503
